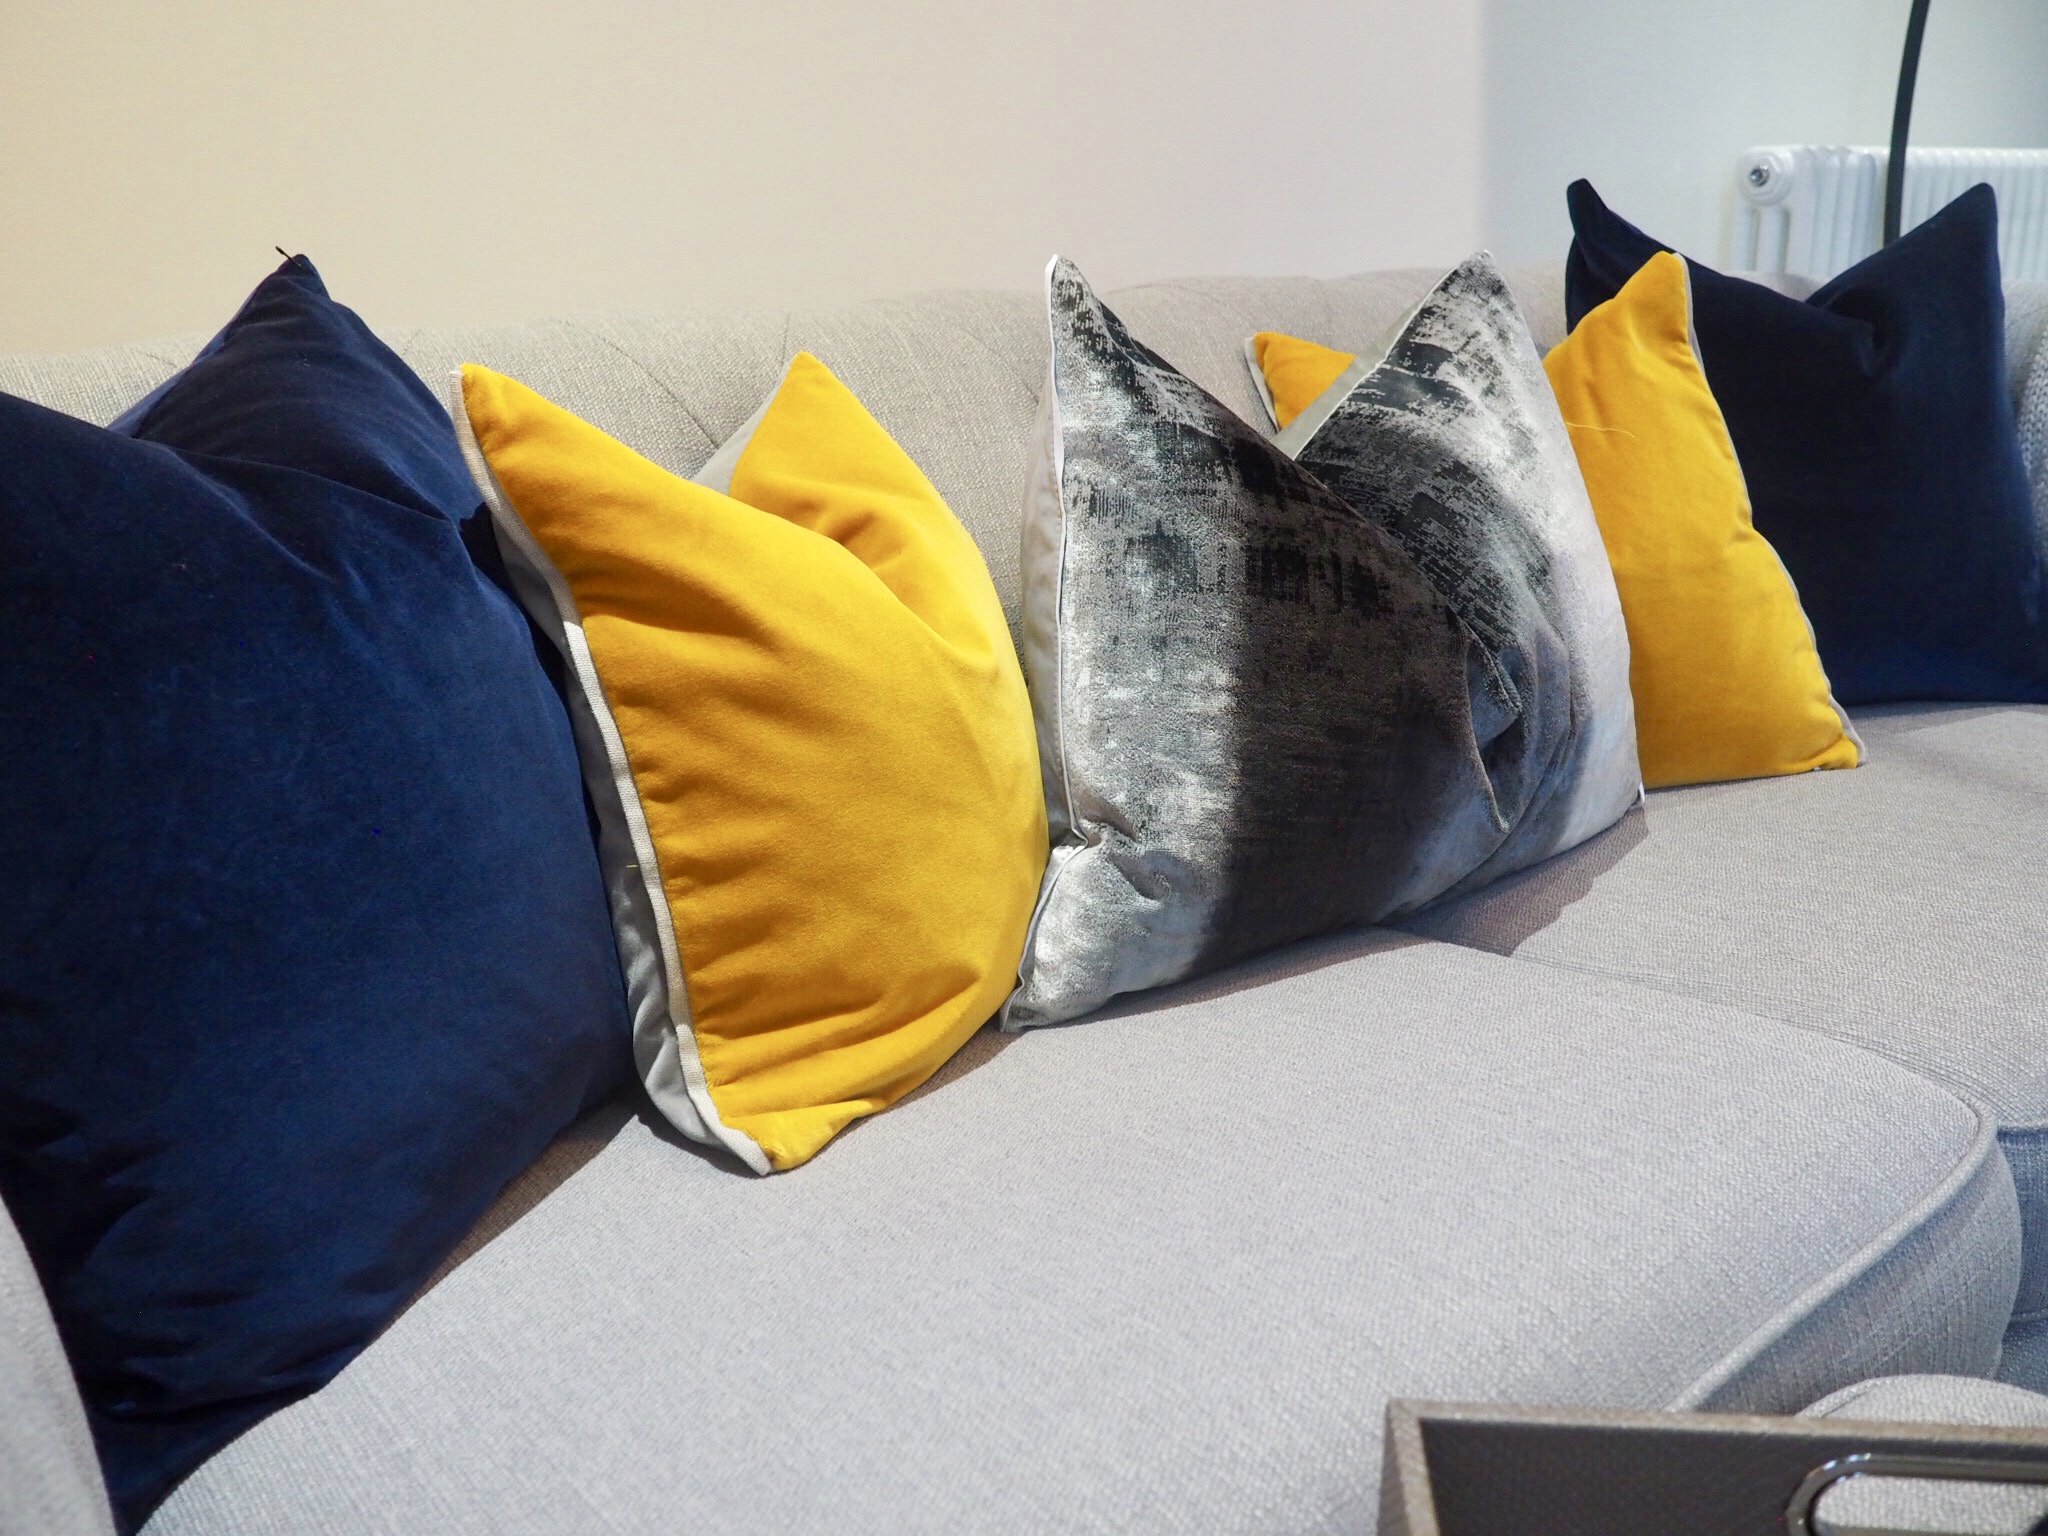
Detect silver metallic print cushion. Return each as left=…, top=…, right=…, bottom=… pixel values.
left=1006, top=258, right=1523, bottom=1029
left=1277, top=253, right=1641, bottom=886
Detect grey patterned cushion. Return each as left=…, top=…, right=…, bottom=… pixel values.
left=1007, top=259, right=1532, bottom=1028
left=1274, top=253, right=1640, bottom=887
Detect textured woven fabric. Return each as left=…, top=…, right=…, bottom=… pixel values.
left=1808, top=1374, right=2048, bottom=1425
left=0, top=1195, right=112, bottom=1536
left=1405, top=703, right=2048, bottom=1343
left=2008, top=282, right=2048, bottom=402
left=4, top=268, right=2035, bottom=1532
left=1803, top=1374, right=2048, bottom=1534
left=2005, top=1312, right=2048, bottom=1392
left=141, top=933, right=2016, bottom=1536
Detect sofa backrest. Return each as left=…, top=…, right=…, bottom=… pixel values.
left=0, top=264, right=1566, bottom=631
left=6, top=264, right=2043, bottom=634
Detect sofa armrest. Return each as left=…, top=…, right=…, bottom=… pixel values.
left=1, top=1191, right=113, bottom=1536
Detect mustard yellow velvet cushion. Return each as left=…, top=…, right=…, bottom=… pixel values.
left=452, top=353, right=1046, bottom=1171
left=1251, top=258, right=1860, bottom=789
left=1249, top=331, right=1356, bottom=429
left=1542, top=252, right=1859, bottom=787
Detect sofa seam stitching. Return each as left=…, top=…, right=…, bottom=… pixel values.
left=1666, top=1099, right=2009, bottom=1409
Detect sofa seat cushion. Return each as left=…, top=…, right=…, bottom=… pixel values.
left=141, top=932, right=2015, bottom=1535
left=1404, top=704, right=2048, bottom=1342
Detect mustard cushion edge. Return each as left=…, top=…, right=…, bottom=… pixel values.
left=1542, top=256, right=1862, bottom=787
left=1272, top=348, right=1375, bottom=457
left=446, top=366, right=774, bottom=1176
left=1267, top=280, right=1437, bottom=457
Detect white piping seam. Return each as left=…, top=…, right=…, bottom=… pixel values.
left=1001, top=261, right=1086, bottom=1031
left=1045, top=286, right=1079, bottom=853
left=1241, top=334, right=1280, bottom=432
left=691, top=379, right=778, bottom=496
left=1672, top=1099, right=2004, bottom=1408
left=447, top=371, right=772, bottom=1176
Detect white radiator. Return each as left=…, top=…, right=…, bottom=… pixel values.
left=1729, top=145, right=2048, bottom=281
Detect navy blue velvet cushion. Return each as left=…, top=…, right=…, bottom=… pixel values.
left=1565, top=179, right=2044, bottom=704
left=0, top=258, right=633, bottom=1531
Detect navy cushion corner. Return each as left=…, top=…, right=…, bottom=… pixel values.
left=1564, top=178, right=2045, bottom=705
left=0, top=257, right=633, bottom=1531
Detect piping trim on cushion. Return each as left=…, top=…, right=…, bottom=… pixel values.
left=1672, top=1101, right=2011, bottom=1408
left=1269, top=281, right=1432, bottom=456
left=1003, top=267, right=1083, bottom=1030
left=448, top=375, right=771, bottom=1175
left=1241, top=335, right=1281, bottom=431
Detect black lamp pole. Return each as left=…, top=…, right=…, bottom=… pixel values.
left=1884, top=0, right=1934, bottom=244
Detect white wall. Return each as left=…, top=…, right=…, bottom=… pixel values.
left=1483, top=0, right=2048, bottom=268
left=0, top=0, right=1482, bottom=352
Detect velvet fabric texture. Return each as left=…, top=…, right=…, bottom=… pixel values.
left=1566, top=180, right=2044, bottom=705
left=1007, top=258, right=1523, bottom=1028
left=1545, top=252, right=1862, bottom=788
left=0, top=258, right=632, bottom=1530
left=453, top=354, right=1045, bottom=1172
left=1269, top=254, right=1640, bottom=888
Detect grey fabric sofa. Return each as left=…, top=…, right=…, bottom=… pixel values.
left=4, top=262, right=2046, bottom=1534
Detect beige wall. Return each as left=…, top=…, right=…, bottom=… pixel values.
left=0, top=0, right=1484, bottom=352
